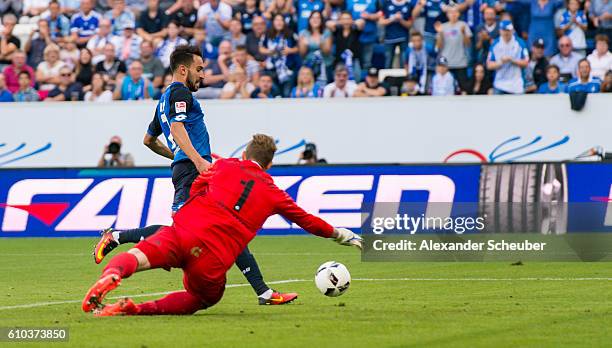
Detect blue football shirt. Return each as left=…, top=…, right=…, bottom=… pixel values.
left=147, top=82, right=212, bottom=165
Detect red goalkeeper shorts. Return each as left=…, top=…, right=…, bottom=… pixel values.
left=134, top=226, right=227, bottom=307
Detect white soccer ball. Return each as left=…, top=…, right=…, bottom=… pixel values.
left=314, top=261, right=351, bottom=297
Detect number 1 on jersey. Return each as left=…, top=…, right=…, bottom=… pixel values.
left=234, top=180, right=254, bottom=212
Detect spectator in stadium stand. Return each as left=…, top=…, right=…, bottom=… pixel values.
left=474, top=7, right=499, bottom=64
left=104, top=0, right=135, bottom=36
left=25, top=19, right=51, bottom=68
left=323, top=64, right=357, bottom=97
left=227, top=44, right=260, bottom=85
left=260, top=13, right=299, bottom=97
left=13, top=70, right=40, bottom=102
left=114, top=60, right=155, bottom=100
left=87, top=18, right=116, bottom=64
left=601, top=70, right=612, bottom=92
left=46, top=66, right=84, bottom=101
left=436, top=4, right=471, bottom=92
left=590, top=0, right=612, bottom=43
left=299, top=11, right=333, bottom=79
left=464, top=63, right=493, bottom=95
left=3, top=50, right=35, bottom=93
left=197, top=0, right=233, bottom=46
left=60, top=41, right=80, bottom=69
left=399, top=74, right=423, bottom=96
left=44, top=0, right=70, bottom=42
left=290, top=65, right=322, bottom=97
left=550, top=36, right=582, bottom=83
left=245, top=15, right=267, bottom=61
left=296, top=0, right=326, bottom=34
left=486, top=20, right=529, bottom=95
left=250, top=73, right=277, bottom=98
left=190, top=28, right=214, bottom=57
left=328, top=11, right=362, bottom=81
left=136, top=0, right=169, bottom=43
left=98, top=135, right=134, bottom=168
left=195, top=40, right=227, bottom=99
left=125, top=0, right=146, bottom=17
left=111, top=21, right=142, bottom=66
left=220, top=66, right=255, bottom=99
left=264, top=0, right=295, bottom=24
left=405, top=31, right=428, bottom=94
left=354, top=67, right=388, bottom=97
left=235, top=0, right=261, bottom=34
left=94, top=42, right=127, bottom=88
left=69, top=0, right=101, bottom=47
left=527, top=0, right=564, bottom=57
left=75, top=47, right=93, bottom=88
left=59, top=0, right=80, bottom=17
left=537, top=64, right=566, bottom=94
left=558, top=0, right=588, bottom=56
left=84, top=72, right=113, bottom=101
left=0, top=13, right=19, bottom=66
left=528, top=38, right=548, bottom=88
left=227, top=18, right=246, bottom=50
left=431, top=56, right=455, bottom=96
left=411, top=0, right=446, bottom=68
left=22, top=0, right=50, bottom=20
left=36, top=43, right=66, bottom=91
left=587, top=35, right=612, bottom=80
left=346, top=0, right=380, bottom=75
left=156, top=21, right=188, bottom=69
left=380, top=0, right=412, bottom=68
left=0, top=0, right=22, bottom=17
left=566, top=58, right=602, bottom=93
left=171, top=0, right=198, bottom=39
left=139, top=40, right=164, bottom=89
left=0, top=73, right=12, bottom=101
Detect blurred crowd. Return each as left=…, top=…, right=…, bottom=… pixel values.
left=0, top=0, right=611, bottom=102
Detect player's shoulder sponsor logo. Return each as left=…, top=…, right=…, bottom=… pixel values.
left=175, top=101, right=187, bottom=113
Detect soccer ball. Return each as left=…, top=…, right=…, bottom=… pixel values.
left=314, top=261, right=351, bottom=297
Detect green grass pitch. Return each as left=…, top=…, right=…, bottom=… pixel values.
left=0, top=236, right=610, bottom=348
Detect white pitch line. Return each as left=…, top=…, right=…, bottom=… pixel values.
left=0, top=277, right=610, bottom=311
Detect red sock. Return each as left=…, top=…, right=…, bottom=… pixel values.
left=102, top=252, right=138, bottom=279
left=136, top=291, right=204, bottom=315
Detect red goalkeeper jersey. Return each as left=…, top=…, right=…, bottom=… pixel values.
left=172, top=158, right=334, bottom=267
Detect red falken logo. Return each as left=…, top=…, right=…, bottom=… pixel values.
left=0, top=203, right=70, bottom=226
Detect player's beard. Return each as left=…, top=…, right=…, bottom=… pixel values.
left=186, top=71, right=200, bottom=92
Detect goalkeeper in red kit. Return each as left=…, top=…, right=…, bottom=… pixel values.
left=82, top=134, right=362, bottom=316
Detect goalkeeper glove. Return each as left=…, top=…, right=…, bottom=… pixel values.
left=333, top=228, right=363, bottom=250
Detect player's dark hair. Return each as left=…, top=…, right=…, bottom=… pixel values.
left=235, top=44, right=247, bottom=52
left=18, top=71, right=31, bottom=79
left=245, top=134, right=277, bottom=168
left=170, top=45, right=202, bottom=73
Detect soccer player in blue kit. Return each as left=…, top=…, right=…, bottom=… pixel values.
left=93, top=45, right=298, bottom=305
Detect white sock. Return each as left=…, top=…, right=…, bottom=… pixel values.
left=111, top=232, right=121, bottom=243
left=259, top=289, right=273, bottom=299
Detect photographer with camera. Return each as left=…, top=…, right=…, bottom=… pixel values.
left=298, top=142, right=327, bottom=165
left=98, top=135, right=135, bottom=167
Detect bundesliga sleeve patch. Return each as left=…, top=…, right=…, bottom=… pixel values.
left=175, top=101, right=187, bottom=113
